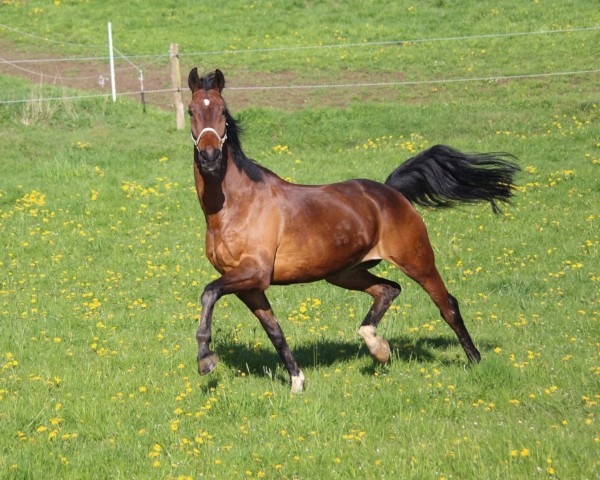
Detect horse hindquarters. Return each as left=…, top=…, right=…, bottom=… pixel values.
left=377, top=144, right=518, bottom=360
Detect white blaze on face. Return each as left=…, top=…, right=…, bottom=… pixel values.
left=203, top=98, right=210, bottom=107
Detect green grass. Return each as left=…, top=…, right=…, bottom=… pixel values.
left=1, top=1, right=599, bottom=479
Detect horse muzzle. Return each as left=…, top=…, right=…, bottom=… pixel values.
left=197, top=148, right=222, bottom=174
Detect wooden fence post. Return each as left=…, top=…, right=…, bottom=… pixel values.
left=170, top=43, right=185, bottom=130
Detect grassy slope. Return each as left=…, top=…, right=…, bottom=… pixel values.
left=1, top=1, right=599, bottom=479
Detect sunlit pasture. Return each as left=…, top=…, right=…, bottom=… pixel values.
left=1, top=1, right=598, bottom=478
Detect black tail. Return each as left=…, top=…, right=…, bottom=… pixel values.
left=385, top=144, right=520, bottom=213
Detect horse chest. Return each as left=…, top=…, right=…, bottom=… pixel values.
left=205, top=227, right=246, bottom=272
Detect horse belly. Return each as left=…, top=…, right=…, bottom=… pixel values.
left=271, top=216, right=376, bottom=284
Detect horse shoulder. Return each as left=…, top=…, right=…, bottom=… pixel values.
left=205, top=180, right=281, bottom=274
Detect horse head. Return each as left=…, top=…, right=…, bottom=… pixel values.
left=188, top=68, right=228, bottom=177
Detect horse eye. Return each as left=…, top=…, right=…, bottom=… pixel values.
left=188, top=109, right=193, bottom=117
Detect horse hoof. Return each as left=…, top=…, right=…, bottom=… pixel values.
left=290, top=371, right=305, bottom=394
left=358, top=326, right=391, bottom=363
left=372, top=338, right=391, bottom=363
left=468, top=349, right=481, bottom=364
left=198, top=352, right=219, bottom=375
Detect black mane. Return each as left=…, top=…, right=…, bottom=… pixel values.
left=223, top=109, right=265, bottom=183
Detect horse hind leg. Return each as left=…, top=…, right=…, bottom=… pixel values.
left=399, top=257, right=481, bottom=363
left=326, top=268, right=401, bottom=363
left=445, top=293, right=481, bottom=362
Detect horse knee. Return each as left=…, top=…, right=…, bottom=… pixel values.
left=200, top=284, right=220, bottom=309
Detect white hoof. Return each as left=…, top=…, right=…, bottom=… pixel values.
left=290, top=371, right=305, bottom=394
left=358, top=325, right=391, bottom=363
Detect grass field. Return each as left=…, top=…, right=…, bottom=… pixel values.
left=1, top=1, right=599, bottom=479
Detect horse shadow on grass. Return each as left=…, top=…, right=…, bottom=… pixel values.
left=212, top=334, right=496, bottom=387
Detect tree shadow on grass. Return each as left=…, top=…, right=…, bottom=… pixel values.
left=213, top=335, right=496, bottom=387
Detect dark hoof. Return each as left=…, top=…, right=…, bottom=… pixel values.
left=198, top=352, right=219, bottom=375
left=468, top=349, right=481, bottom=363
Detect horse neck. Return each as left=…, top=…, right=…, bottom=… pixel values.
left=194, top=149, right=256, bottom=218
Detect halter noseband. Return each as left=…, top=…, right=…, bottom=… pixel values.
left=191, top=126, right=228, bottom=152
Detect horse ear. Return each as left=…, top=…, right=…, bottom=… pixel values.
left=212, top=69, right=225, bottom=92
left=188, top=67, right=201, bottom=92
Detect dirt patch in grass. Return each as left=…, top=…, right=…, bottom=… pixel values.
left=1, top=39, right=430, bottom=112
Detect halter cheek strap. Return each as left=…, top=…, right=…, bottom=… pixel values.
left=191, top=126, right=228, bottom=151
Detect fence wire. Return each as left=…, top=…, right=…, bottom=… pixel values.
left=1, top=24, right=599, bottom=106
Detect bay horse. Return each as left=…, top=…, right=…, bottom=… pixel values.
left=188, top=68, right=519, bottom=393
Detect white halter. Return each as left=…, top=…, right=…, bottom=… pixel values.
left=191, top=126, right=228, bottom=151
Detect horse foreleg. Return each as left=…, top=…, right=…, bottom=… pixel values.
left=327, top=269, right=401, bottom=363
left=197, top=283, right=220, bottom=375
left=196, top=261, right=272, bottom=377
left=237, top=290, right=305, bottom=393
